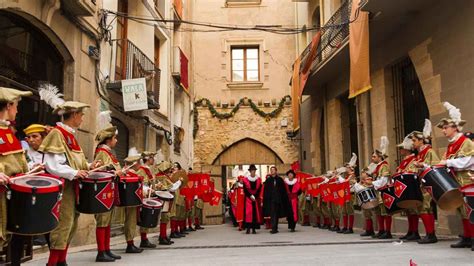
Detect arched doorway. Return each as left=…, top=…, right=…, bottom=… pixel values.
left=0, top=11, right=64, bottom=135
left=204, top=138, right=284, bottom=225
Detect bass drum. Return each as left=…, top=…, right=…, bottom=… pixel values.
left=116, top=175, right=142, bottom=207
left=7, top=174, right=63, bottom=235
left=461, top=184, right=474, bottom=224
left=392, top=172, right=423, bottom=209
left=380, top=185, right=403, bottom=215
left=420, top=166, right=463, bottom=210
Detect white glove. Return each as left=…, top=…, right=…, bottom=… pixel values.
left=169, top=180, right=182, bottom=192
left=194, top=195, right=198, bottom=200
left=305, top=195, right=311, bottom=200
left=338, top=176, right=346, bottom=183
left=238, top=183, right=244, bottom=188
left=352, top=183, right=364, bottom=193
left=250, top=195, right=256, bottom=201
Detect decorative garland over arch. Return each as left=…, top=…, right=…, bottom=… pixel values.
left=193, top=95, right=291, bottom=138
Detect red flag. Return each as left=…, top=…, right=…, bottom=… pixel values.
left=321, top=183, right=333, bottom=202
left=296, top=171, right=313, bottom=191
left=331, top=182, right=347, bottom=206
left=291, top=161, right=300, bottom=171
left=210, top=190, right=223, bottom=206
left=202, top=180, right=215, bottom=203
left=200, top=173, right=211, bottom=196
left=305, top=176, right=325, bottom=196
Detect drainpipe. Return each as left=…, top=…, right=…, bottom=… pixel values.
left=144, top=123, right=149, bottom=151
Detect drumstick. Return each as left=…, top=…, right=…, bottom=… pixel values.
left=26, top=164, right=45, bottom=175
left=122, top=162, right=138, bottom=173
left=88, top=164, right=111, bottom=174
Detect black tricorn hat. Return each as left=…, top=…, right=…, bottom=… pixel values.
left=248, top=164, right=257, bottom=171
left=286, top=169, right=296, bottom=177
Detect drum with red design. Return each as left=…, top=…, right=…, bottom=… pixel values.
left=76, top=171, right=115, bottom=214
left=461, top=184, right=474, bottom=223
left=155, top=191, right=174, bottom=213
left=137, top=198, right=163, bottom=228
left=420, top=166, right=463, bottom=210
left=116, top=175, right=142, bottom=207
left=392, top=172, right=423, bottom=208
left=7, top=174, right=63, bottom=235
left=380, top=184, right=403, bottom=215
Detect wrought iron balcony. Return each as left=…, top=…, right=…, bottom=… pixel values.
left=108, top=39, right=160, bottom=109
left=299, top=0, right=351, bottom=74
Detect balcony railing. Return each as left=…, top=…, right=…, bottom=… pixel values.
left=300, top=0, right=351, bottom=74
left=109, top=39, right=160, bottom=109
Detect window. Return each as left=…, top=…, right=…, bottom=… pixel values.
left=231, top=47, right=259, bottom=82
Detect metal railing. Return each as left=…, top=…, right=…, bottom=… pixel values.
left=300, top=0, right=351, bottom=73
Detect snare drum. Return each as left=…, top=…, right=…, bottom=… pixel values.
left=380, top=185, right=403, bottom=215
left=137, top=198, right=163, bottom=228
left=7, top=174, right=63, bottom=235
left=356, top=187, right=378, bottom=209
left=420, top=166, right=463, bottom=210
left=116, top=174, right=143, bottom=207
left=461, top=184, right=474, bottom=223
left=76, top=171, right=115, bottom=214
left=155, top=191, right=174, bottom=213
left=392, top=172, right=423, bottom=209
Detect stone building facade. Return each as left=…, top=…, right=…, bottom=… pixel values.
left=0, top=0, right=194, bottom=247
left=191, top=0, right=299, bottom=224
left=296, top=0, right=474, bottom=235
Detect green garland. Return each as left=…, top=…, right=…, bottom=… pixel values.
left=193, top=95, right=291, bottom=138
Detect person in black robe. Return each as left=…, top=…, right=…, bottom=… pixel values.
left=262, top=166, right=293, bottom=234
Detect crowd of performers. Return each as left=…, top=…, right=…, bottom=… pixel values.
left=0, top=85, right=219, bottom=265
left=227, top=102, right=473, bottom=252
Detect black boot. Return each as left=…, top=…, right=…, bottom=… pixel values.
left=471, top=238, right=474, bottom=251
left=140, top=239, right=157, bottom=248
left=450, top=237, right=471, bottom=248
left=378, top=231, right=392, bottom=239
left=406, top=232, right=421, bottom=241
left=312, top=224, right=321, bottom=228
left=181, top=230, right=189, bottom=235
left=106, top=250, right=121, bottom=260
left=360, top=231, right=374, bottom=237
left=170, top=232, right=182, bottom=238
left=96, top=251, right=115, bottom=262
left=399, top=231, right=412, bottom=240
left=126, top=243, right=144, bottom=253
left=343, top=228, right=354, bottom=234
left=372, top=231, right=385, bottom=239
left=252, top=229, right=257, bottom=234
left=159, top=237, right=172, bottom=245
left=321, top=224, right=329, bottom=229
left=57, top=262, right=68, bottom=266
left=188, top=227, right=196, bottom=231
left=246, top=228, right=250, bottom=234
left=337, top=227, right=347, bottom=234
left=195, top=225, right=205, bottom=230
left=417, top=233, right=438, bottom=244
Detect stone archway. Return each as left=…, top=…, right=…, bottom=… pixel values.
left=212, top=138, right=284, bottom=166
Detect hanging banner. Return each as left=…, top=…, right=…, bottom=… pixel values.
left=349, top=0, right=372, bottom=98
left=121, top=78, right=149, bottom=111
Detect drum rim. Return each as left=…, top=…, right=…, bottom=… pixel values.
left=392, top=172, right=417, bottom=179
left=142, top=199, right=163, bottom=208
left=155, top=191, right=174, bottom=200
left=80, top=176, right=114, bottom=183
left=9, top=176, right=63, bottom=194
left=120, top=176, right=141, bottom=183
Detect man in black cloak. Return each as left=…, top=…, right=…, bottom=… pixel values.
left=263, top=166, right=293, bottom=234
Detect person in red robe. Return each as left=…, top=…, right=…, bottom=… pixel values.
left=243, top=165, right=263, bottom=234
left=285, top=170, right=301, bottom=232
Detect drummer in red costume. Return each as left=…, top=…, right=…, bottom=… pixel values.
left=284, top=169, right=301, bottom=232
left=371, top=136, right=393, bottom=239
left=38, top=84, right=102, bottom=266
left=136, top=151, right=158, bottom=249
left=411, top=119, right=440, bottom=244
left=120, top=148, right=144, bottom=253
left=395, top=134, right=420, bottom=242
left=93, top=111, right=122, bottom=262
left=436, top=102, right=474, bottom=250
left=242, top=165, right=263, bottom=234
left=0, top=87, right=33, bottom=265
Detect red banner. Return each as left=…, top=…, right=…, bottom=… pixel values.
left=201, top=180, right=215, bottom=203
left=210, top=189, right=223, bottom=206
left=291, top=161, right=301, bottom=172
left=329, top=181, right=350, bottom=206
left=305, top=176, right=325, bottom=196
left=320, top=183, right=332, bottom=202
left=296, top=171, right=313, bottom=191
left=235, top=187, right=245, bottom=222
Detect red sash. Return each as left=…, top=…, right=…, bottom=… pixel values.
left=445, top=135, right=467, bottom=159
left=416, top=145, right=432, bottom=162
left=139, top=166, right=154, bottom=181
left=0, top=127, right=22, bottom=155
left=56, top=125, right=82, bottom=152
left=396, top=154, right=416, bottom=172
left=95, top=147, right=118, bottom=164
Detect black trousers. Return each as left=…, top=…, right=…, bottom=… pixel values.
left=10, top=235, right=31, bottom=266
left=271, top=203, right=280, bottom=232
left=288, top=216, right=296, bottom=230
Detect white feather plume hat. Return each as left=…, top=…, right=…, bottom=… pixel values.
left=38, top=83, right=90, bottom=115
left=437, top=102, right=466, bottom=130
